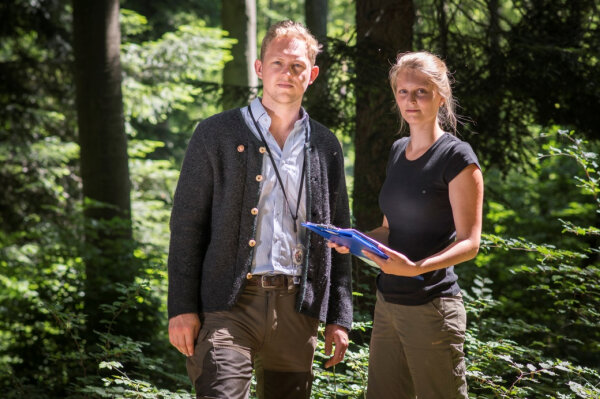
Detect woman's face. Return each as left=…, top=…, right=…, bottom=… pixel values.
left=393, top=68, right=444, bottom=128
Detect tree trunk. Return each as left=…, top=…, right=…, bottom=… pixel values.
left=436, top=0, right=448, bottom=59
left=72, top=0, right=133, bottom=339
left=222, top=0, right=258, bottom=110
left=354, top=0, right=414, bottom=230
left=304, top=0, right=330, bottom=122
left=482, top=0, right=502, bottom=155
left=305, top=0, right=327, bottom=41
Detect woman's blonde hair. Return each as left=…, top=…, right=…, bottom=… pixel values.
left=389, top=51, right=457, bottom=133
left=260, top=20, right=321, bottom=66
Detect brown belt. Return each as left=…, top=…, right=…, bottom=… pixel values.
left=245, top=274, right=300, bottom=289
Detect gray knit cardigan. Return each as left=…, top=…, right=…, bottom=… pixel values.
left=167, top=108, right=353, bottom=330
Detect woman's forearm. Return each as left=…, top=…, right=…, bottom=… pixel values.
left=415, top=236, right=480, bottom=272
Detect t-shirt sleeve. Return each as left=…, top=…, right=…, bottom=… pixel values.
left=443, top=141, right=480, bottom=184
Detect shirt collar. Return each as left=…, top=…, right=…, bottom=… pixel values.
left=249, top=97, right=310, bottom=132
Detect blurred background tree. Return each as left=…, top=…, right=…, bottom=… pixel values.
left=222, top=0, right=258, bottom=109
left=72, top=0, right=136, bottom=344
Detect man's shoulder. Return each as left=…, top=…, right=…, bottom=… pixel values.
left=309, top=118, right=333, bottom=135
left=195, top=108, right=243, bottom=133
left=188, top=108, right=249, bottom=149
left=309, top=118, right=339, bottom=147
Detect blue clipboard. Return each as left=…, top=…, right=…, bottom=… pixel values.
left=301, top=222, right=389, bottom=260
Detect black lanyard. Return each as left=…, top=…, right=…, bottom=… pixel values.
left=247, top=105, right=308, bottom=233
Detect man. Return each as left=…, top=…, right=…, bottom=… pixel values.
left=167, top=20, right=352, bottom=399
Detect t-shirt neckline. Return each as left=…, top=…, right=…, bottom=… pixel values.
left=403, top=132, right=448, bottom=163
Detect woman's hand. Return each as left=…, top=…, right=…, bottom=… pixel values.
left=362, top=245, right=422, bottom=277
left=327, top=241, right=350, bottom=254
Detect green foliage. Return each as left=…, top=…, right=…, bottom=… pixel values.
left=412, top=0, right=600, bottom=169
left=120, top=9, right=234, bottom=127
left=311, top=321, right=371, bottom=398
left=462, top=130, right=600, bottom=397
left=463, top=278, right=600, bottom=398
left=256, top=0, right=304, bottom=36
left=0, top=5, right=232, bottom=396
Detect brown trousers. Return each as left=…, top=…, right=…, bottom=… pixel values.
left=186, top=284, right=319, bottom=399
left=367, top=290, right=468, bottom=399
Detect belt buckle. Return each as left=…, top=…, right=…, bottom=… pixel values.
left=287, top=276, right=298, bottom=290
left=260, top=275, right=278, bottom=289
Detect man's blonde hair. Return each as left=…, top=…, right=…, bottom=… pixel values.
left=260, top=20, right=321, bottom=65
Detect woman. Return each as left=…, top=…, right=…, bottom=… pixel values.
left=331, top=51, right=483, bottom=398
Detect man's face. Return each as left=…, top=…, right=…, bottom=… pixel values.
left=255, top=35, right=319, bottom=108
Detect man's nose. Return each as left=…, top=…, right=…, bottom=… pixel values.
left=281, top=64, right=297, bottom=76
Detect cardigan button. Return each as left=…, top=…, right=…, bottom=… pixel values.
left=256, top=175, right=263, bottom=182
left=237, top=145, right=245, bottom=152
left=248, top=239, right=256, bottom=247
left=259, top=146, right=267, bottom=154
left=251, top=207, right=259, bottom=215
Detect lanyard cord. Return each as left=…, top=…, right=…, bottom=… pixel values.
left=247, top=105, right=308, bottom=233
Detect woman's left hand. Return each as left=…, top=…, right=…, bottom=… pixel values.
left=362, top=245, right=422, bottom=277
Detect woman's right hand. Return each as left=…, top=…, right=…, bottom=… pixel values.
left=327, top=241, right=350, bottom=254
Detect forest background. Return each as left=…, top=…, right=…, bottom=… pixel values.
left=1, top=0, right=599, bottom=398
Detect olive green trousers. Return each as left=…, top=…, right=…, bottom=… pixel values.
left=186, top=284, right=319, bottom=399
left=367, top=290, right=468, bottom=399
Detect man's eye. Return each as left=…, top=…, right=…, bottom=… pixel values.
left=417, top=88, right=427, bottom=94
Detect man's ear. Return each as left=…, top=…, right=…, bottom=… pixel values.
left=308, top=65, right=319, bottom=85
left=254, top=59, right=263, bottom=79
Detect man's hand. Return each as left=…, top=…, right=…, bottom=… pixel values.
left=324, top=324, right=349, bottom=368
left=168, top=313, right=201, bottom=357
left=327, top=241, right=350, bottom=254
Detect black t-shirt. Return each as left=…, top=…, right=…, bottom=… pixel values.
left=377, top=133, right=480, bottom=305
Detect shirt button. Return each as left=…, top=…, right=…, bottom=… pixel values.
left=251, top=208, right=259, bottom=215
left=259, top=146, right=267, bottom=154
left=248, top=239, right=256, bottom=247
left=237, top=145, right=245, bottom=152
left=256, top=175, right=263, bottom=182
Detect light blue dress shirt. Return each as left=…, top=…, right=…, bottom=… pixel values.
left=241, top=98, right=310, bottom=276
